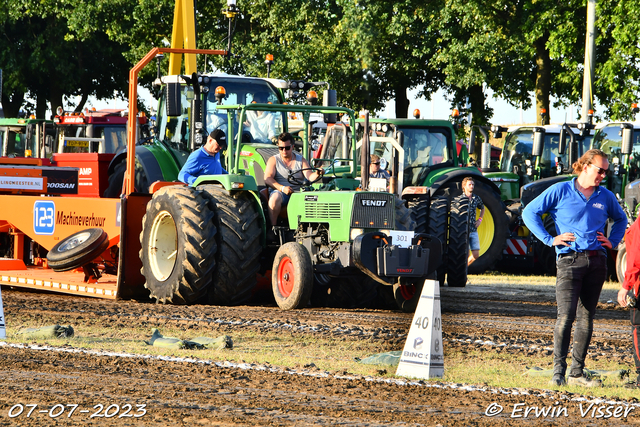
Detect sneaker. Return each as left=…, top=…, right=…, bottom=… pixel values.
left=567, top=373, right=602, bottom=388
left=549, top=374, right=566, bottom=387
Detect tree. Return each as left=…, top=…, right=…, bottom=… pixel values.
left=1, top=0, right=132, bottom=118
left=426, top=0, right=591, bottom=126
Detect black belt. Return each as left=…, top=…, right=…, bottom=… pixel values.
left=560, top=250, right=604, bottom=258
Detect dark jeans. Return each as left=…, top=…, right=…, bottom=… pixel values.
left=553, top=252, right=607, bottom=377
left=632, top=306, right=640, bottom=377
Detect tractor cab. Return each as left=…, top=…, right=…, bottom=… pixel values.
left=0, top=117, right=55, bottom=158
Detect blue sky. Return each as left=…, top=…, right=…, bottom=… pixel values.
left=382, top=88, right=577, bottom=126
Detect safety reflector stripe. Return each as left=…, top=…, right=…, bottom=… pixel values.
left=503, top=238, right=527, bottom=255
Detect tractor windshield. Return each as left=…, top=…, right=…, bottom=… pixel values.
left=592, top=124, right=640, bottom=184
left=56, top=124, right=127, bottom=154
left=156, top=77, right=285, bottom=151
left=394, top=126, right=453, bottom=186
left=501, top=128, right=571, bottom=179
left=1, top=126, right=31, bottom=157
left=1, top=122, right=53, bottom=158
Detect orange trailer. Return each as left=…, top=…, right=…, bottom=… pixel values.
left=0, top=47, right=224, bottom=300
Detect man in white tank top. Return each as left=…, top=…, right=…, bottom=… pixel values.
left=264, top=132, right=324, bottom=228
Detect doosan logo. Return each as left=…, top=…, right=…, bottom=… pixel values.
left=48, top=182, right=76, bottom=189
left=361, top=199, right=387, bottom=207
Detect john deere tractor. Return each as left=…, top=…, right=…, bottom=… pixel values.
left=474, top=122, right=595, bottom=275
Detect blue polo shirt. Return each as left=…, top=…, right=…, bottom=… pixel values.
left=178, top=147, right=228, bottom=185
left=522, top=178, right=627, bottom=255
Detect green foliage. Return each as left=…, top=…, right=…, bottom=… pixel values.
left=3, top=0, right=640, bottom=124
left=1, top=0, right=131, bottom=117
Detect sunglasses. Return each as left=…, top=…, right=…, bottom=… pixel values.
left=278, top=145, right=292, bottom=151
left=590, top=163, right=609, bottom=175
left=371, top=162, right=380, bottom=165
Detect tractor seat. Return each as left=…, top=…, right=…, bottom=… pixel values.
left=259, top=188, right=288, bottom=219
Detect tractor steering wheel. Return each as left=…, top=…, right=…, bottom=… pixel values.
left=287, top=167, right=325, bottom=187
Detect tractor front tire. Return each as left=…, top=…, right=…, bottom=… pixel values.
left=140, top=186, right=217, bottom=304
left=199, top=185, right=262, bottom=306
left=272, top=242, right=313, bottom=310
left=428, top=196, right=449, bottom=285
left=104, top=158, right=150, bottom=198
left=395, top=197, right=416, bottom=231
left=47, top=228, right=109, bottom=272
left=393, top=279, right=423, bottom=312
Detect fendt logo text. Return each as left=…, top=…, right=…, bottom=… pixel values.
left=361, top=199, right=387, bottom=207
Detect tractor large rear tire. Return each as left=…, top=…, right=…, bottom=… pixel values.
left=466, top=182, right=507, bottom=274
left=428, top=196, right=449, bottom=285
left=446, top=195, right=469, bottom=287
left=199, top=185, right=262, bottom=306
left=104, top=158, right=150, bottom=198
left=140, top=186, right=217, bottom=304
left=409, top=199, right=428, bottom=234
left=395, top=197, right=416, bottom=231
left=272, top=242, right=314, bottom=310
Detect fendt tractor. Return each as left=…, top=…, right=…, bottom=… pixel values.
left=319, top=113, right=507, bottom=283
left=0, top=46, right=442, bottom=312
left=473, top=120, right=595, bottom=274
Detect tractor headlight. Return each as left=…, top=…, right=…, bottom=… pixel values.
left=350, top=228, right=364, bottom=240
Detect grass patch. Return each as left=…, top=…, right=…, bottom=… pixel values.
left=4, top=321, right=395, bottom=377
left=467, top=273, right=623, bottom=302
left=443, top=348, right=638, bottom=400
left=4, top=318, right=638, bottom=401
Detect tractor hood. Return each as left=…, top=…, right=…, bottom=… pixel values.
left=521, top=175, right=574, bottom=206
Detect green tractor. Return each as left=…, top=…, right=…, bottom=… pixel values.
left=139, top=96, right=443, bottom=311
left=0, top=117, right=55, bottom=158
left=474, top=123, right=595, bottom=274
left=583, top=120, right=637, bottom=281
left=318, top=116, right=507, bottom=285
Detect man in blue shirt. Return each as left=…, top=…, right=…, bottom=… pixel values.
left=523, top=149, right=627, bottom=388
left=179, top=129, right=228, bottom=185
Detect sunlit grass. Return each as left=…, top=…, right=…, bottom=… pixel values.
left=3, top=276, right=637, bottom=402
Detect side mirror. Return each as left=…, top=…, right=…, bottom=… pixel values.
left=558, top=124, right=574, bottom=155
left=323, top=89, right=337, bottom=124
left=532, top=127, right=545, bottom=157
left=25, top=124, right=34, bottom=144
left=622, top=124, right=634, bottom=155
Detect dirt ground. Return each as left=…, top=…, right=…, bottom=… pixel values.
left=0, top=282, right=638, bottom=426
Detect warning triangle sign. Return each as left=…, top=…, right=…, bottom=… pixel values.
left=396, top=279, right=444, bottom=379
